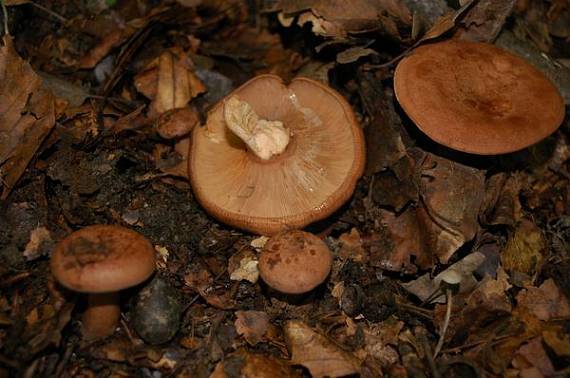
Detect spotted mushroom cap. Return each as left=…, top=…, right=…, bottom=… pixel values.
left=189, top=74, right=365, bottom=235
left=394, top=40, right=565, bottom=154
left=258, top=230, right=332, bottom=294
left=50, top=225, right=156, bottom=293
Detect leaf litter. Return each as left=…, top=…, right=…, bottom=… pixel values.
left=0, top=0, right=569, bottom=377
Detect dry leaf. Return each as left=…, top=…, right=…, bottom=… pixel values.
left=234, top=311, right=274, bottom=345
left=23, top=226, right=53, bottom=261
left=511, top=337, right=555, bottom=377
left=228, top=248, right=259, bottom=284
left=210, top=349, right=297, bottom=378
left=156, top=107, right=200, bottom=139
left=455, top=0, right=516, bottom=42
left=0, top=36, right=55, bottom=200
left=279, top=0, right=411, bottom=39
left=284, top=320, right=360, bottom=378
left=134, top=49, right=206, bottom=117
left=418, top=154, right=485, bottom=263
left=401, top=251, right=486, bottom=303
left=515, top=279, right=570, bottom=321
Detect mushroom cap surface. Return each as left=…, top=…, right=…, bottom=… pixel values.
left=258, top=230, right=332, bottom=294
left=394, top=40, right=565, bottom=154
left=189, top=74, right=365, bottom=235
left=51, top=225, right=156, bottom=293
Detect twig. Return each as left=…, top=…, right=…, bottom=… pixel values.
left=1, top=0, right=8, bottom=36
left=30, top=1, right=68, bottom=24
left=433, top=289, right=453, bottom=359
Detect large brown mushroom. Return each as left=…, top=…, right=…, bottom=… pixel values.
left=189, top=74, right=365, bottom=235
left=50, top=225, right=156, bottom=340
left=394, top=40, right=565, bottom=155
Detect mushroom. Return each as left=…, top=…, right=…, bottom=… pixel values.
left=258, top=230, right=332, bottom=294
left=394, top=40, right=565, bottom=154
left=50, top=225, right=156, bottom=340
left=189, top=74, right=365, bottom=235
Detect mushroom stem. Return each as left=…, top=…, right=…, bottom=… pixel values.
left=223, top=96, right=290, bottom=160
left=82, top=292, right=121, bottom=340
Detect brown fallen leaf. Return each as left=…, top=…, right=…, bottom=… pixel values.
left=134, top=48, right=206, bottom=117
left=542, top=328, right=570, bottom=357
left=234, top=311, right=279, bottom=346
left=277, top=0, right=411, bottom=39
left=418, top=154, right=485, bottom=263
left=156, top=107, right=200, bottom=139
left=511, top=337, right=555, bottom=378
left=210, top=349, right=298, bottom=378
left=515, top=279, right=570, bottom=321
left=0, top=36, right=55, bottom=200
left=455, top=0, right=516, bottom=42
left=284, top=320, right=360, bottom=378
left=22, top=226, right=53, bottom=261
left=78, top=26, right=137, bottom=69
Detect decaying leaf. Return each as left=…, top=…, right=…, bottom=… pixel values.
left=418, top=154, right=485, bottom=263
left=511, top=336, right=555, bottom=378
left=134, top=48, right=206, bottom=117
left=276, top=0, right=411, bottom=39
left=228, top=248, right=259, bottom=284
left=0, top=36, right=56, bottom=200
left=156, top=107, right=200, bottom=139
left=210, top=349, right=297, bottom=378
left=455, top=0, right=516, bottom=42
left=401, top=251, right=486, bottom=303
left=336, top=46, right=377, bottom=64
left=22, top=226, right=53, bottom=261
left=284, top=320, right=360, bottom=378
left=501, top=219, right=545, bottom=279
left=515, top=279, right=570, bottom=321
left=234, top=311, right=279, bottom=346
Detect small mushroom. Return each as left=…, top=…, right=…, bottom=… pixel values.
left=394, top=40, right=565, bottom=154
left=258, top=230, right=332, bottom=294
left=189, top=74, right=365, bottom=235
left=50, top=225, right=156, bottom=340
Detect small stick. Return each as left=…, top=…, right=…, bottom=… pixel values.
left=433, top=289, right=453, bottom=359
left=30, top=1, right=68, bottom=24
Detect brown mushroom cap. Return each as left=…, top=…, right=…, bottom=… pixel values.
left=394, top=40, right=565, bottom=154
left=189, top=74, right=365, bottom=235
left=51, top=225, right=156, bottom=293
left=258, top=230, right=332, bottom=294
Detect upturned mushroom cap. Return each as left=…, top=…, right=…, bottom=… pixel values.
left=51, top=225, right=156, bottom=293
left=189, top=74, right=365, bottom=235
left=394, top=40, right=565, bottom=155
left=258, top=230, right=332, bottom=294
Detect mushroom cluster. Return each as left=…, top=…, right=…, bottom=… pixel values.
left=394, top=40, right=565, bottom=154
left=50, top=225, right=156, bottom=340
left=189, top=74, right=366, bottom=235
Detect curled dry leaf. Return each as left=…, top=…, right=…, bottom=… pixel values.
left=0, top=36, right=56, bottom=200
left=277, top=0, right=411, bottom=39
left=284, top=320, right=360, bottom=378
left=418, top=154, right=485, bottom=263
left=455, top=0, right=516, bottom=42
left=228, top=248, right=259, bottom=284
left=134, top=48, right=206, bottom=117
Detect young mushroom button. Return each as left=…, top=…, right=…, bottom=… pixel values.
left=50, top=225, right=156, bottom=340
left=189, top=74, right=366, bottom=235
left=258, top=231, right=333, bottom=294
left=394, top=40, right=565, bottom=155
